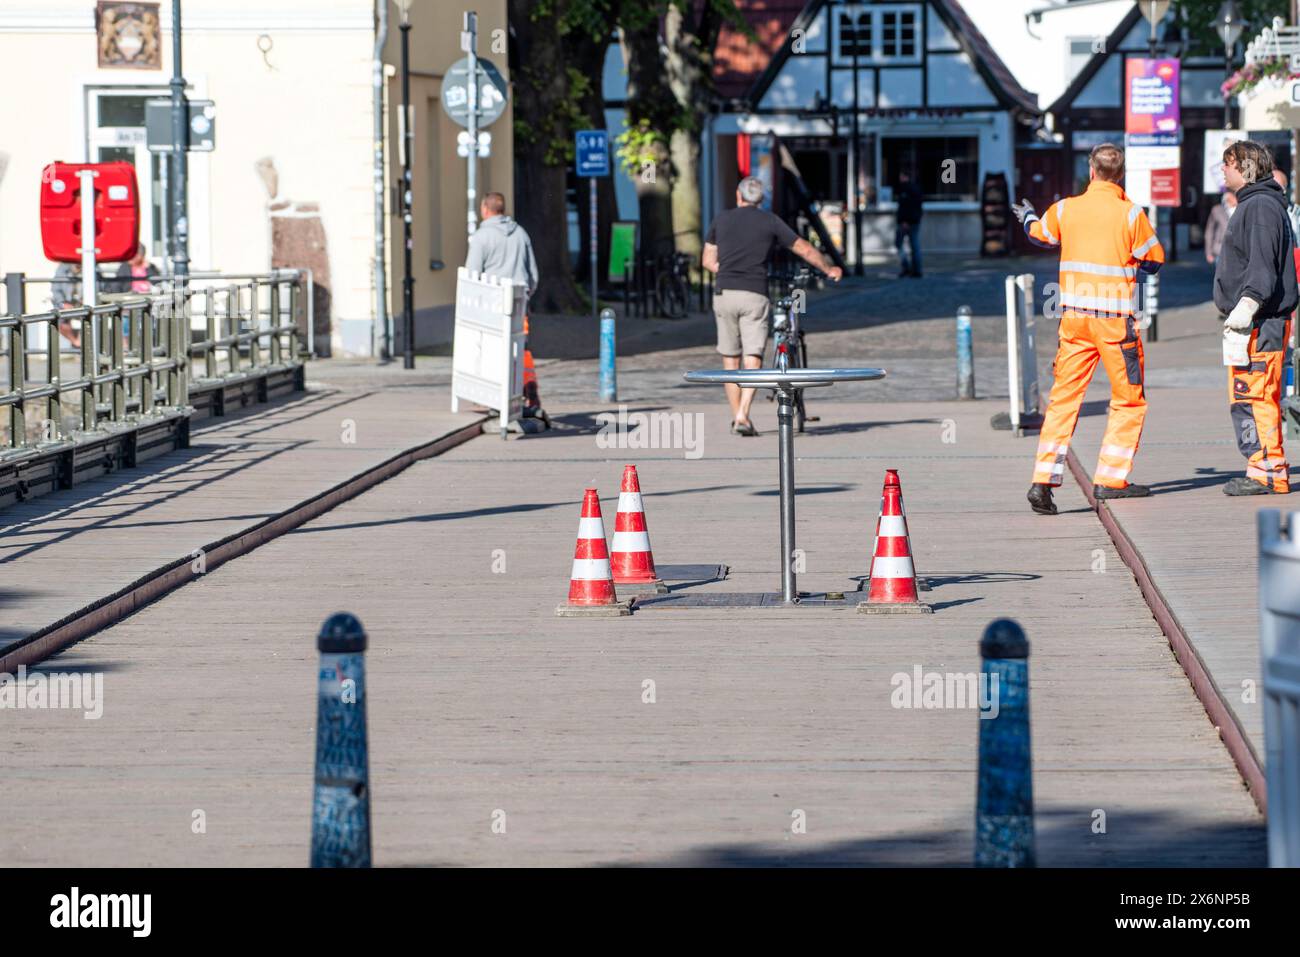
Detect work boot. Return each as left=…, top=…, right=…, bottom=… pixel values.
left=1027, top=483, right=1058, bottom=515
left=1094, top=483, right=1151, bottom=500
left=1222, top=476, right=1280, bottom=496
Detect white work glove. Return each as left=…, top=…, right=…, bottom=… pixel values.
left=1224, top=328, right=1250, bottom=366
left=1225, top=296, right=1260, bottom=331
left=1011, top=198, right=1036, bottom=224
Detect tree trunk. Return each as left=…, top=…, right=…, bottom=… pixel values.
left=620, top=17, right=675, bottom=261
left=664, top=2, right=724, bottom=265
left=669, top=127, right=703, bottom=262
left=509, top=0, right=586, bottom=313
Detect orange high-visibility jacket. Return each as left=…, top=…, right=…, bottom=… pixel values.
left=1027, top=180, right=1165, bottom=316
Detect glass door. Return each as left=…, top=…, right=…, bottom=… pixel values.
left=86, top=87, right=169, bottom=262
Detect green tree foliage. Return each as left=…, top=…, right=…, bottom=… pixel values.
left=1176, top=0, right=1290, bottom=57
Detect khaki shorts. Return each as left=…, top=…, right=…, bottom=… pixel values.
left=713, top=289, right=771, bottom=357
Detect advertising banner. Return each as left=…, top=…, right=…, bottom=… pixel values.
left=1126, top=58, right=1180, bottom=146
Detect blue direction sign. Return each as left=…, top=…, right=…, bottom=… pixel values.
left=575, top=129, right=610, bottom=177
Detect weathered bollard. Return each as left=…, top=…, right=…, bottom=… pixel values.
left=310, top=612, right=371, bottom=868
left=600, top=307, right=617, bottom=402
left=975, top=618, right=1034, bottom=867
left=956, top=305, right=974, bottom=400
left=1257, top=510, right=1300, bottom=867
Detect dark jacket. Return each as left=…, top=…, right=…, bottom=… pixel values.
left=1213, top=178, right=1299, bottom=318
left=896, top=182, right=923, bottom=225
left=104, top=260, right=159, bottom=294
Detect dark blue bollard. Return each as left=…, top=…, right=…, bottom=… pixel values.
left=975, top=618, right=1034, bottom=867
left=311, top=612, right=371, bottom=868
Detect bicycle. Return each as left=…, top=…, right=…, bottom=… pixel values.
left=765, top=265, right=819, bottom=432
left=655, top=251, right=692, bottom=320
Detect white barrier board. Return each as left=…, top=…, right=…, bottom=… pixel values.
left=450, top=267, right=526, bottom=433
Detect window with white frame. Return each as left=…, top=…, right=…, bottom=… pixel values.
left=834, top=4, right=921, bottom=64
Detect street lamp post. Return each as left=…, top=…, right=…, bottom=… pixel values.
left=1215, top=1, right=1246, bottom=130
left=850, top=7, right=863, bottom=277
left=1135, top=0, right=1173, bottom=342
left=170, top=0, right=189, bottom=281
left=1137, top=0, right=1170, bottom=58
left=399, top=5, right=415, bottom=370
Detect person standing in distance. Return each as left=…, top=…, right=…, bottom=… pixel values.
left=702, top=176, right=842, bottom=436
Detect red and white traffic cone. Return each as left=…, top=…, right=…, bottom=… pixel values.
left=858, top=469, right=932, bottom=614
left=557, top=488, right=633, bottom=617
left=610, top=465, right=668, bottom=595
left=859, top=468, right=930, bottom=594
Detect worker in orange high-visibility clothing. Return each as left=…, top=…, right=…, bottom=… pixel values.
left=1011, top=142, right=1165, bottom=515
left=1214, top=141, right=1298, bottom=495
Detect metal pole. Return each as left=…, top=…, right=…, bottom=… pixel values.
left=590, top=178, right=598, bottom=322
left=373, top=0, right=390, bottom=359
left=851, top=12, right=863, bottom=277
left=400, top=15, right=415, bottom=369
left=465, top=12, right=479, bottom=239
left=777, top=386, right=798, bottom=604
left=158, top=151, right=170, bottom=271
left=77, top=165, right=96, bottom=325
left=170, top=0, right=189, bottom=281
left=1146, top=206, right=1159, bottom=342
left=1224, top=43, right=1232, bottom=129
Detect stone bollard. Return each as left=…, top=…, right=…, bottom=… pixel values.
left=975, top=617, right=1034, bottom=867
left=957, top=305, right=974, bottom=399
left=310, top=612, right=371, bottom=868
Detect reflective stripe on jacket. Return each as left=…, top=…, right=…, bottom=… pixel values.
left=1028, top=179, right=1165, bottom=317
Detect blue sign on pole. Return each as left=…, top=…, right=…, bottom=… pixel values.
left=576, top=129, right=610, bottom=177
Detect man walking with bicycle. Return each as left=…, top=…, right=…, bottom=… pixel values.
left=702, top=176, right=842, bottom=435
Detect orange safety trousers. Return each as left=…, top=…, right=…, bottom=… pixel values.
left=1228, top=316, right=1290, bottom=492
left=522, top=314, right=540, bottom=407
left=1032, top=312, right=1146, bottom=489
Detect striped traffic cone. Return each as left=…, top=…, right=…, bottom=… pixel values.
left=859, top=468, right=930, bottom=594
left=556, top=488, right=633, bottom=618
left=611, top=465, right=668, bottom=595
left=858, top=469, right=932, bottom=615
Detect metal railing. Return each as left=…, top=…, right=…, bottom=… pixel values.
left=1, top=270, right=306, bottom=457
left=177, top=270, right=305, bottom=387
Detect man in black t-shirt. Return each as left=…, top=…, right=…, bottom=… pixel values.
left=702, top=176, right=842, bottom=435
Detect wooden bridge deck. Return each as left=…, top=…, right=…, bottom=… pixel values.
left=0, top=397, right=1262, bottom=866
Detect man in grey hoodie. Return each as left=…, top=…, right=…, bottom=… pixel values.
left=466, top=192, right=543, bottom=411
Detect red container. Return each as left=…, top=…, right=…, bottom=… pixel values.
left=40, top=161, right=140, bottom=263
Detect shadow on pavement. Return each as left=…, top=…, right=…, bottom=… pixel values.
left=1147, top=468, right=1239, bottom=495
left=289, top=483, right=751, bottom=534
left=751, top=484, right=854, bottom=496
left=608, top=806, right=1263, bottom=867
